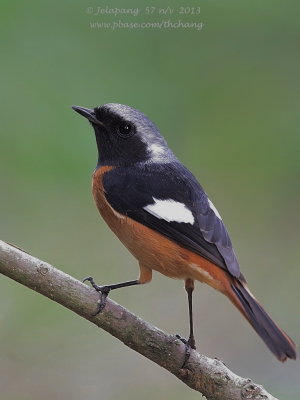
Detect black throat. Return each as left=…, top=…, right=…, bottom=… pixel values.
left=93, top=125, right=150, bottom=168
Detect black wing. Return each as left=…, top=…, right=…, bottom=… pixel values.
left=103, top=163, right=240, bottom=278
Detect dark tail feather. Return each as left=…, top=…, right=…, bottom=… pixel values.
left=230, top=280, right=297, bottom=361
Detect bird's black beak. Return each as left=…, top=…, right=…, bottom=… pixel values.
left=72, top=105, right=104, bottom=127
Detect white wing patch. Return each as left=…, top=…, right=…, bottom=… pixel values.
left=208, top=199, right=222, bottom=220
left=143, top=197, right=195, bottom=225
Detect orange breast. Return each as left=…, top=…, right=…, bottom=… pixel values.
left=92, top=166, right=231, bottom=292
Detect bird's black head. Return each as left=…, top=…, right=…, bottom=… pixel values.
left=72, top=103, right=175, bottom=167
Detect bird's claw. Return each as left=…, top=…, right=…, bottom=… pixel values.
left=175, top=334, right=196, bottom=369
left=83, top=276, right=100, bottom=290
left=176, top=334, right=187, bottom=345
left=83, top=276, right=111, bottom=315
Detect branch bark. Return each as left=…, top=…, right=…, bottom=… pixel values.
left=0, top=239, right=277, bottom=400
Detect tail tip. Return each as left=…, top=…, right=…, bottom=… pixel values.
left=279, top=347, right=297, bottom=362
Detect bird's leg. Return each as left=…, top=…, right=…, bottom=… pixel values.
left=83, top=276, right=140, bottom=315
left=176, top=279, right=196, bottom=368
left=186, top=279, right=196, bottom=350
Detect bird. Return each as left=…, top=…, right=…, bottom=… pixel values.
left=72, top=103, right=297, bottom=362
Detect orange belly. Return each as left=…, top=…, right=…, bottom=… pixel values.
left=92, top=166, right=231, bottom=293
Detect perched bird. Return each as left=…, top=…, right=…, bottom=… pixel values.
left=72, top=103, right=296, bottom=362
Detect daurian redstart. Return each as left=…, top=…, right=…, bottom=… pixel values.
left=72, top=103, right=296, bottom=362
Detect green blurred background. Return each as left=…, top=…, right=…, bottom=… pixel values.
left=1, top=0, right=299, bottom=398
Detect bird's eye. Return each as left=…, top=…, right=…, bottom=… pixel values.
left=117, top=122, right=135, bottom=138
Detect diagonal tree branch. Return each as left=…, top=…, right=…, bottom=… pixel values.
left=0, top=239, right=277, bottom=400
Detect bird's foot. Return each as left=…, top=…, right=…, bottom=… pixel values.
left=175, top=334, right=196, bottom=369
left=83, top=276, right=111, bottom=315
